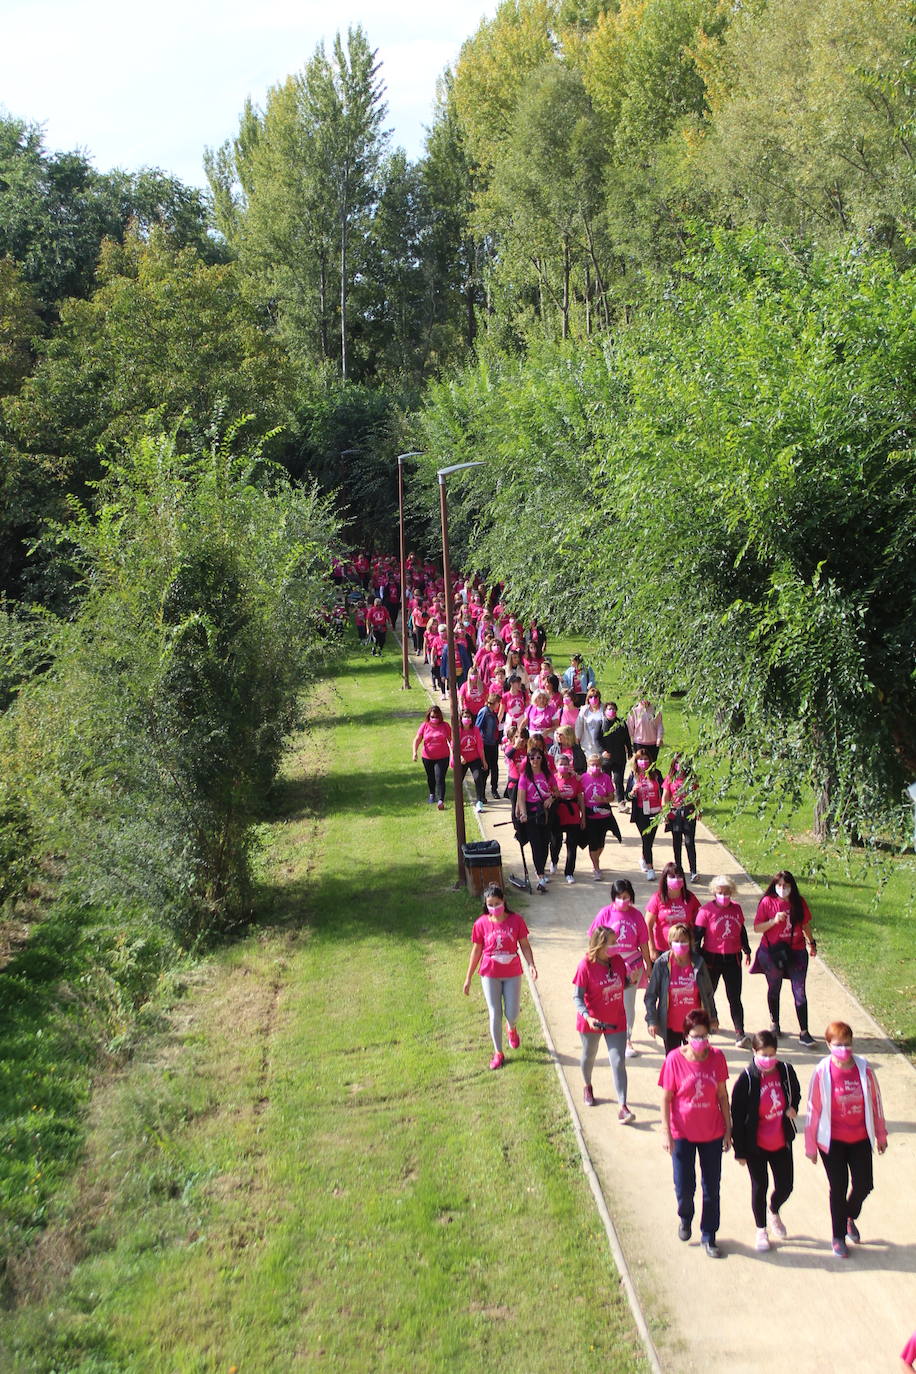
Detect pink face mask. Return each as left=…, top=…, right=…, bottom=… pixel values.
left=715, top=893, right=730, bottom=906
left=487, top=903, right=505, bottom=918
left=671, top=941, right=689, bottom=956
left=636, top=758, right=649, bottom=771
left=606, top=709, right=617, bottom=719
left=755, top=1054, right=777, bottom=1071
left=668, top=878, right=683, bottom=891
left=613, top=896, right=631, bottom=909
left=830, top=1044, right=852, bottom=1061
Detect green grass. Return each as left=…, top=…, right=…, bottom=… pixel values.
left=0, top=646, right=640, bottom=1372
left=549, top=634, right=916, bottom=1057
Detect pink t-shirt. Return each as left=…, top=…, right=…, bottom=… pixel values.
left=666, top=957, right=701, bottom=1031
left=459, top=681, right=488, bottom=716
left=695, top=899, right=746, bottom=955
left=829, top=1059, right=867, bottom=1143
left=756, top=1069, right=787, bottom=1151
left=755, top=894, right=811, bottom=951
left=588, top=904, right=648, bottom=976
left=459, top=727, right=485, bottom=764
left=553, top=770, right=583, bottom=825
left=415, top=720, right=452, bottom=759
left=645, top=891, right=699, bottom=953
left=502, top=691, right=527, bottom=723
left=526, top=703, right=558, bottom=737
left=560, top=702, right=579, bottom=727
left=518, top=771, right=554, bottom=810
left=471, top=912, right=530, bottom=978
left=581, top=770, right=615, bottom=813
left=659, top=1047, right=729, bottom=1141
left=901, top=1332, right=916, bottom=1365
left=573, top=954, right=628, bottom=1033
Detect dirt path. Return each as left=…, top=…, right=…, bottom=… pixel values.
left=408, top=647, right=916, bottom=1372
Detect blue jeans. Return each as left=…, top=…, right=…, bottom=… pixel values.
left=671, top=1137, right=724, bottom=1241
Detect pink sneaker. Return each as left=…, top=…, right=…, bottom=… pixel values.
left=507, top=1026, right=521, bottom=1049
left=489, top=1051, right=505, bottom=1070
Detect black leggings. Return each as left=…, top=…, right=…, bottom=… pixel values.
left=459, top=759, right=486, bottom=804
left=703, top=952, right=745, bottom=1034
left=422, top=756, right=448, bottom=803
left=483, top=743, right=500, bottom=794
left=549, top=821, right=583, bottom=876
left=672, top=818, right=697, bottom=874
left=524, top=817, right=550, bottom=877
left=745, top=1146, right=794, bottom=1227
left=633, top=810, right=660, bottom=867
left=819, top=1138, right=873, bottom=1240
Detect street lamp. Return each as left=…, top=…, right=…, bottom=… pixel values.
left=396, top=452, right=423, bottom=690
left=438, top=460, right=484, bottom=888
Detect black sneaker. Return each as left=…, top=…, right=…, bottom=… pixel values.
left=799, top=1031, right=817, bottom=1049
left=677, top=1221, right=691, bottom=1242
left=702, top=1239, right=722, bottom=1258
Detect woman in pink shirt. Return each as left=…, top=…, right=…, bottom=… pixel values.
left=548, top=753, right=586, bottom=884
left=458, top=667, right=488, bottom=719
left=580, top=754, right=622, bottom=879
left=662, top=753, right=700, bottom=881
left=514, top=743, right=557, bottom=894
left=463, top=883, right=537, bottom=1070
left=457, top=710, right=488, bottom=813
left=804, top=1019, right=888, bottom=1258
left=502, top=724, right=528, bottom=806
left=588, top=879, right=651, bottom=1057
left=646, top=864, right=700, bottom=955
left=695, top=875, right=751, bottom=1049
left=751, top=869, right=818, bottom=1048
left=625, top=747, right=664, bottom=880
left=412, top=704, right=452, bottom=810
left=526, top=689, right=559, bottom=744
left=659, top=1007, right=731, bottom=1257
left=730, top=1029, right=801, bottom=1252
left=573, top=926, right=635, bottom=1121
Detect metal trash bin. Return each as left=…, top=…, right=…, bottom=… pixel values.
left=462, top=839, right=503, bottom=898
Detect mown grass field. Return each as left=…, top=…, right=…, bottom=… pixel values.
left=0, top=645, right=640, bottom=1372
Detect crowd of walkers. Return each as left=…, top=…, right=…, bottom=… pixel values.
left=339, top=552, right=892, bottom=1266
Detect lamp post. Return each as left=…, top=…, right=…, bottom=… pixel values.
left=396, top=452, right=423, bottom=689
left=438, top=460, right=484, bottom=887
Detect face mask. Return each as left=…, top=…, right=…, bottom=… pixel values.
left=688, top=1036, right=709, bottom=1054
left=606, top=709, right=617, bottom=719
left=668, top=878, right=683, bottom=891
left=715, top=893, right=730, bottom=906
left=755, top=1054, right=777, bottom=1071
left=775, top=884, right=790, bottom=900
left=830, top=1044, right=852, bottom=1061
left=671, top=941, right=689, bottom=955
left=487, top=902, right=505, bottom=917
left=587, top=697, right=598, bottom=706
left=636, top=758, right=649, bottom=770
left=588, top=764, right=601, bottom=773
left=613, top=896, right=631, bottom=909
left=559, top=762, right=571, bottom=773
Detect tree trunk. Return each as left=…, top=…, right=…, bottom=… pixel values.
left=340, top=206, right=348, bottom=380
left=561, top=235, right=570, bottom=341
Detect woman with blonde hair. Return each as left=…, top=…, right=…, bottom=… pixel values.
left=573, top=926, right=635, bottom=1121
left=695, top=875, right=751, bottom=1049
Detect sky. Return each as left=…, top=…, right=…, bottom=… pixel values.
left=0, top=0, right=497, bottom=187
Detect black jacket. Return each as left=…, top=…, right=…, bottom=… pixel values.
left=597, top=716, right=631, bottom=768
left=730, top=1059, right=801, bottom=1160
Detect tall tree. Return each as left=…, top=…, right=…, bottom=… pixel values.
left=300, top=27, right=389, bottom=379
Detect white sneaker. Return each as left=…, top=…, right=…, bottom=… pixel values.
left=565, top=875, right=575, bottom=885
left=645, top=868, right=655, bottom=880
left=592, top=867, right=601, bottom=880
left=625, top=1041, right=639, bottom=1059
left=474, top=800, right=485, bottom=813
left=689, top=872, right=699, bottom=883
left=545, top=860, right=555, bottom=875
left=768, top=1210, right=787, bottom=1239
left=639, top=858, right=647, bottom=872
left=755, top=1228, right=771, bottom=1252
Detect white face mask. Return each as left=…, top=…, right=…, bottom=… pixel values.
left=775, top=884, right=790, bottom=900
